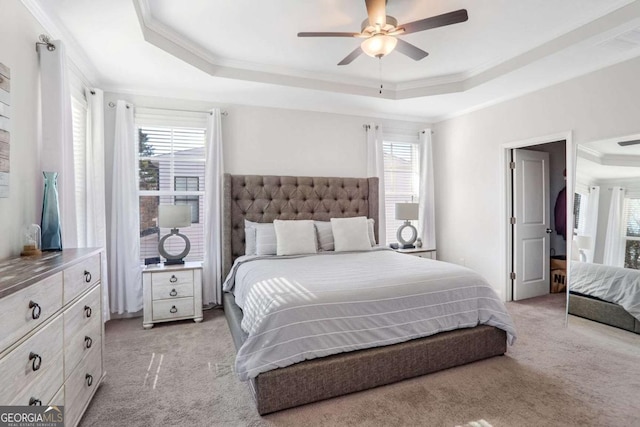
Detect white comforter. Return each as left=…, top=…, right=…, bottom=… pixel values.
left=223, top=249, right=517, bottom=381
left=570, top=261, right=640, bottom=321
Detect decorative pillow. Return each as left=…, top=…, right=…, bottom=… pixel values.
left=331, top=217, right=372, bottom=252
left=254, top=223, right=277, bottom=255
left=316, top=218, right=376, bottom=251
left=314, top=221, right=335, bottom=251
left=274, top=220, right=317, bottom=256
left=244, top=220, right=258, bottom=255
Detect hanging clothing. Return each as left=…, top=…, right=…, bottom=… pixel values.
left=555, top=187, right=567, bottom=240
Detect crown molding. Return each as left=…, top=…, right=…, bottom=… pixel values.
left=20, top=0, right=100, bottom=87
left=133, top=0, right=640, bottom=100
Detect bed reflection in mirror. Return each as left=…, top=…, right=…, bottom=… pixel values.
left=570, top=135, right=640, bottom=333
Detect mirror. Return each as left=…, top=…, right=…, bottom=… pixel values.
left=569, top=135, right=640, bottom=333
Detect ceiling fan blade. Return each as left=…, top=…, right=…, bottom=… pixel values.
left=395, top=38, right=429, bottom=61
left=338, top=47, right=363, bottom=66
left=399, top=9, right=468, bottom=35
left=365, top=0, right=387, bottom=27
left=618, top=139, right=640, bottom=146
left=298, top=32, right=361, bottom=38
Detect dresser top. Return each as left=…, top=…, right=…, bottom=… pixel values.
left=0, top=248, right=103, bottom=299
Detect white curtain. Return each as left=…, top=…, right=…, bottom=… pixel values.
left=366, top=124, right=386, bottom=245
left=109, top=101, right=142, bottom=314
left=418, top=129, right=436, bottom=250
left=38, top=40, right=77, bottom=248
left=84, top=88, right=110, bottom=321
left=203, top=109, right=224, bottom=305
left=603, top=187, right=626, bottom=267
left=583, top=186, right=600, bottom=263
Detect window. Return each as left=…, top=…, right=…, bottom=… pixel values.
left=383, top=140, right=420, bottom=244
left=137, top=123, right=206, bottom=263
left=573, top=192, right=588, bottom=234
left=624, top=198, right=640, bottom=269
left=174, top=176, right=200, bottom=223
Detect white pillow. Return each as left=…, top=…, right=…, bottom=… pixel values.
left=331, top=217, right=372, bottom=252
left=274, top=220, right=317, bottom=256
left=244, top=220, right=257, bottom=255
left=255, top=223, right=277, bottom=255
left=316, top=218, right=376, bottom=251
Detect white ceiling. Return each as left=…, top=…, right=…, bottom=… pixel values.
left=577, top=134, right=640, bottom=181
left=25, top=0, right=640, bottom=121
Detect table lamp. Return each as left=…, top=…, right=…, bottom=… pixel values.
left=158, top=205, right=192, bottom=265
left=574, top=235, right=592, bottom=263
left=395, top=202, right=419, bottom=249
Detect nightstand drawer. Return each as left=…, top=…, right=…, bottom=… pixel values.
left=152, top=281, right=194, bottom=300
left=151, top=270, right=193, bottom=287
left=152, top=297, right=195, bottom=321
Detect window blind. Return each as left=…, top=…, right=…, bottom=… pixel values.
left=383, top=141, right=420, bottom=244
left=624, top=198, right=640, bottom=269
left=71, top=96, right=88, bottom=247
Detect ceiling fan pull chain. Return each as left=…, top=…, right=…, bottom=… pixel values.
left=379, top=57, right=383, bottom=95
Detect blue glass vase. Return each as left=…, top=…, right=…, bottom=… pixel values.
left=41, top=171, right=62, bottom=251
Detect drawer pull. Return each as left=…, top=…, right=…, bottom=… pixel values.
left=84, top=336, right=93, bottom=349
left=29, top=301, right=42, bottom=320
left=84, top=305, right=92, bottom=318
left=169, top=305, right=178, bottom=314
left=29, top=352, right=42, bottom=371
left=169, top=288, right=178, bottom=297
left=86, top=373, right=93, bottom=387
left=169, top=274, right=178, bottom=283
left=29, top=397, right=42, bottom=406
left=84, top=270, right=92, bottom=283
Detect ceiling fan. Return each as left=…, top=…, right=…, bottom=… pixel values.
left=297, top=0, right=468, bottom=66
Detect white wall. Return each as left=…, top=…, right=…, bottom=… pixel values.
left=0, top=0, right=46, bottom=259
left=434, top=56, right=640, bottom=298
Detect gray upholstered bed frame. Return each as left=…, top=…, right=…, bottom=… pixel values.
left=221, top=173, right=507, bottom=415
left=569, top=292, right=640, bottom=334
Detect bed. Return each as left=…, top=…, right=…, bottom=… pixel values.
left=569, top=261, right=640, bottom=333
left=222, top=174, right=515, bottom=414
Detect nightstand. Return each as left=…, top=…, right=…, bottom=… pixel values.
left=142, top=262, right=203, bottom=329
left=394, top=248, right=437, bottom=259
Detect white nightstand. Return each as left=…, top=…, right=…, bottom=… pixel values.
left=142, top=262, right=203, bottom=329
left=394, top=248, right=437, bottom=260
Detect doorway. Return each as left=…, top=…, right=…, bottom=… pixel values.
left=501, top=133, right=574, bottom=302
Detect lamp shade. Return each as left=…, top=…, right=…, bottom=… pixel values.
left=361, top=34, right=398, bottom=58
left=158, top=205, right=191, bottom=228
left=574, top=235, right=592, bottom=250
left=395, top=203, right=419, bottom=221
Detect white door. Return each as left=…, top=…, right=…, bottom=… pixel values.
left=513, top=149, right=551, bottom=300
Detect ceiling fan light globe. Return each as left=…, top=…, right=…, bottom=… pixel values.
left=361, top=34, right=397, bottom=58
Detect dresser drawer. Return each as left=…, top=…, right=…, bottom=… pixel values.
left=0, top=315, right=64, bottom=405
left=152, top=297, right=195, bottom=321
left=65, top=343, right=102, bottom=427
left=64, top=286, right=102, bottom=378
left=64, top=254, right=101, bottom=304
left=0, top=273, right=63, bottom=354
left=49, top=385, right=64, bottom=406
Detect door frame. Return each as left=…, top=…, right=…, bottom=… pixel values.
left=500, top=131, right=574, bottom=302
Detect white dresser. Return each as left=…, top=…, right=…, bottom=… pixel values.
left=0, top=248, right=104, bottom=427
left=142, top=262, right=203, bottom=329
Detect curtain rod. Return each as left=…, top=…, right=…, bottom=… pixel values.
left=363, top=124, right=434, bottom=135
left=106, top=102, right=228, bottom=116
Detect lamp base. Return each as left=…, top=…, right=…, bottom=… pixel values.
left=396, top=221, right=418, bottom=247
left=399, top=244, right=415, bottom=250
left=164, top=259, right=185, bottom=265
left=158, top=228, right=191, bottom=265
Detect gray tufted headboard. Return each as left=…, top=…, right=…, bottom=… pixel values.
left=222, top=174, right=379, bottom=278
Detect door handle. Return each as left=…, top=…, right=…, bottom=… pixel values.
left=546, top=228, right=553, bottom=234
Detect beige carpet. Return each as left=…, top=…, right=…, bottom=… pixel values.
left=79, top=294, right=640, bottom=427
